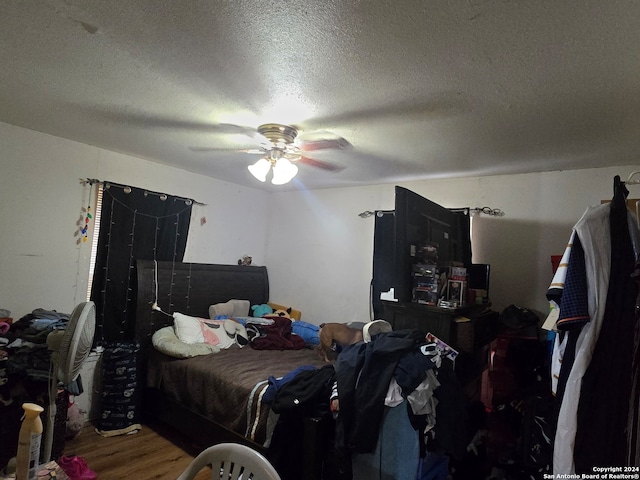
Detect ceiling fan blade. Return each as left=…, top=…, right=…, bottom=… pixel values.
left=298, top=156, right=345, bottom=172
left=75, top=106, right=261, bottom=136
left=188, top=146, right=265, bottom=154
left=212, top=123, right=260, bottom=136
left=299, top=137, right=352, bottom=152
left=304, top=95, right=470, bottom=128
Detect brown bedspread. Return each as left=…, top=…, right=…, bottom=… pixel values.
left=146, top=345, right=328, bottom=445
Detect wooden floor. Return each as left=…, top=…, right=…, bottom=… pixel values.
left=64, top=421, right=211, bottom=479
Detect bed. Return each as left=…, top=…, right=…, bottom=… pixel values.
left=134, top=260, right=336, bottom=480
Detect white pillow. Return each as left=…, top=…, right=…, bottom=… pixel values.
left=173, top=312, right=213, bottom=344
left=204, top=319, right=237, bottom=349
left=152, top=326, right=220, bottom=358
left=173, top=312, right=238, bottom=349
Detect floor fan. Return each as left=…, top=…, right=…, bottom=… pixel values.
left=43, top=301, right=96, bottom=462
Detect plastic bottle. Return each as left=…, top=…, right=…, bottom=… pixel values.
left=16, top=402, right=44, bottom=480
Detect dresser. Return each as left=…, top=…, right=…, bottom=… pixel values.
left=380, top=301, right=497, bottom=351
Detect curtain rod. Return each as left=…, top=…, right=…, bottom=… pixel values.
left=80, top=178, right=207, bottom=206
left=358, top=210, right=394, bottom=218
left=449, top=206, right=504, bottom=217
left=358, top=207, right=504, bottom=218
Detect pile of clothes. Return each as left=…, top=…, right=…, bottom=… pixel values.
left=261, top=321, right=473, bottom=480
left=0, top=308, right=71, bottom=405
left=0, top=308, right=72, bottom=470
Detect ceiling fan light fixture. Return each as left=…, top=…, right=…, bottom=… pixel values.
left=193, top=122, right=344, bottom=184
left=248, top=158, right=271, bottom=182
left=271, top=158, right=298, bottom=185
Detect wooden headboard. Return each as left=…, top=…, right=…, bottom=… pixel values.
left=135, top=260, right=269, bottom=350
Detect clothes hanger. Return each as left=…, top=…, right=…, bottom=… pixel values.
left=614, top=175, right=629, bottom=200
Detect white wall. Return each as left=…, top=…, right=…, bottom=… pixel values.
left=267, top=167, right=640, bottom=324
left=0, top=122, right=271, bottom=320
left=3, top=121, right=638, bottom=327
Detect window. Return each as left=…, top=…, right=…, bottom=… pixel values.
left=86, top=183, right=103, bottom=301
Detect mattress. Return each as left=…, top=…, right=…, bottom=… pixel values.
left=146, top=345, right=327, bottom=445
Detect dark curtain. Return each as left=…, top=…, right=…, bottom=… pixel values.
left=90, top=183, right=192, bottom=343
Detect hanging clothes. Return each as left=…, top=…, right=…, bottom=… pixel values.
left=547, top=232, right=587, bottom=408
left=548, top=203, right=611, bottom=475
left=573, top=182, right=638, bottom=471
left=629, top=260, right=640, bottom=466
left=548, top=178, right=640, bottom=474
left=334, top=330, right=424, bottom=454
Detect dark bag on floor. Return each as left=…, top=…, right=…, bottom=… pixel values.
left=97, top=342, right=140, bottom=432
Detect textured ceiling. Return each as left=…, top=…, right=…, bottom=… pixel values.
left=2, top=0, right=640, bottom=191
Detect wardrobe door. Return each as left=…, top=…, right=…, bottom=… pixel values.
left=372, top=212, right=395, bottom=319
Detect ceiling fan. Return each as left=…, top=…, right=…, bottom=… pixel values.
left=188, top=123, right=350, bottom=185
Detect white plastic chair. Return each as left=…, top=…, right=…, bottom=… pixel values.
left=177, top=443, right=282, bottom=480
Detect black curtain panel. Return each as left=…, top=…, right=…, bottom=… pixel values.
left=90, top=183, right=192, bottom=342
